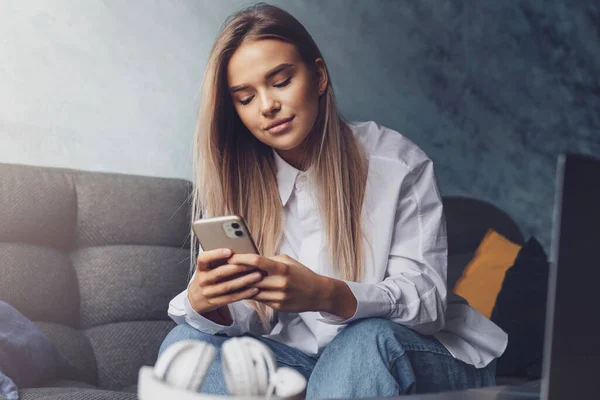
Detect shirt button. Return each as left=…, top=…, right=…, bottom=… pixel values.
left=296, top=175, right=307, bottom=191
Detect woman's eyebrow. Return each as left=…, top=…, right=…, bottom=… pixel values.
left=229, top=63, right=294, bottom=93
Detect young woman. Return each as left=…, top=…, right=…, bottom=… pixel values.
left=161, top=3, right=507, bottom=398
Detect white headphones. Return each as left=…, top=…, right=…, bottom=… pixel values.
left=138, top=337, right=307, bottom=400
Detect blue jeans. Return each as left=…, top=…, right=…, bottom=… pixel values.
left=158, top=318, right=496, bottom=398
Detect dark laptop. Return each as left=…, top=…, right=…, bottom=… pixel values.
left=497, top=153, right=600, bottom=399
left=540, top=153, right=600, bottom=399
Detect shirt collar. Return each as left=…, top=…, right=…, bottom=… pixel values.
left=273, top=150, right=300, bottom=206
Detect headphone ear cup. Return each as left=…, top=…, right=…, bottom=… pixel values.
left=222, top=337, right=277, bottom=396
left=153, top=340, right=216, bottom=392
left=270, top=367, right=307, bottom=399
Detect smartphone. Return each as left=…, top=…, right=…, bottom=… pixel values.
left=192, top=216, right=264, bottom=276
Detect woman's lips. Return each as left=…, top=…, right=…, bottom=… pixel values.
left=266, top=116, right=294, bottom=134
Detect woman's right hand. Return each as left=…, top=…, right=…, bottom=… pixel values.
left=187, top=248, right=264, bottom=314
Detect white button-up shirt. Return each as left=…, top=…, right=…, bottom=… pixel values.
left=168, top=121, right=508, bottom=368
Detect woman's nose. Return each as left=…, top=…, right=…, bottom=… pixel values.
left=259, top=92, right=280, bottom=116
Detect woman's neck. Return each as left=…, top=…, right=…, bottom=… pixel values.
left=275, top=146, right=310, bottom=171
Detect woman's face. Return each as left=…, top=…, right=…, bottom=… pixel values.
left=227, top=39, right=327, bottom=168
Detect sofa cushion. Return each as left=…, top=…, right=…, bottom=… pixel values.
left=85, top=320, right=175, bottom=390
left=443, top=196, right=524, bottom=254
left=0, top=163, right=76, bottom=250
left=0, top=301, right=69, bottom=389
left=447, top=252, right=475, bottom=291
left=73, top=246, right=190, bottom=328
left=1, top=370, right=18, bottom=400
left=442, top=196, right=524, bottom=293
left=453, top=230, right=522, bottom=318
left=37, top=379, right=98, bottom=389
left=72, top=171, right=192, bottom=249
left=34, top=322, right=98, bottom=386
left=19, top=387, right=137, bottom=400
left=491, top=237, right=549, bottom=379
left=0, top=243, right=80, bottom=327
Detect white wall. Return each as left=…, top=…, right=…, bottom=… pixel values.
left=0, top=0, right=222, bottom=179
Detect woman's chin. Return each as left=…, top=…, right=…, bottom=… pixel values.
left=268, top=135, right=305, bottom=152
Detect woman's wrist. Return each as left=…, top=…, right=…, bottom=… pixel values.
left=319, top=276, right=357, bottom=320
left=188, top=292, right=233, bottom=326
left=201, top=306, right=233, bottom=326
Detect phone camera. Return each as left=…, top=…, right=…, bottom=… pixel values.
left=231, top=223, right=240, bottom=229
left=235, top=230, right=243, bottom=237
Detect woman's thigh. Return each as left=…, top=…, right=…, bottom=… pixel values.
left=247, top=334, right=317, bottom=381
left=159, top=323, right=230, bottom=355
left=381, top=319, right=496, bottom=391
left=308, top=318, right=495, bottom=397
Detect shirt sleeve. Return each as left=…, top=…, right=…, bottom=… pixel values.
left=318, top=157, right=448, bottom=335
left=167, top=273, right=268, bottom=336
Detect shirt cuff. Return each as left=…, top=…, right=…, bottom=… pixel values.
left=182, top=295, right=235, bottom=335
left=317, top=281, right=390, bottom=325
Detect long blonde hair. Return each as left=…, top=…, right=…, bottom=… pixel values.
left=191, top=3, right=369, bottom=329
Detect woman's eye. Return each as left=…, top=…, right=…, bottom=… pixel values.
left=237, top=79, right=290, bottom=106
left=239, top=96, right=254, bottom=106
left=274, top=78, right=291, bottom=88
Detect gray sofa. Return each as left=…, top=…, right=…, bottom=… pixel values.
left=0, top=162, right=524, bottom=399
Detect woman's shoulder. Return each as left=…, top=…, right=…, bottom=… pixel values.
left=347, top=121, right=431, bottom=172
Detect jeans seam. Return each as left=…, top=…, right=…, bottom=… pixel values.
left=387, top=346, right=453, bottom=371
left=388, top=349, right=405, bottom=370
left=399, top=338, right=452, bottom=356
left=402, top=346, right=453, bottom=357
left=388, top=353, right=403, bottom=395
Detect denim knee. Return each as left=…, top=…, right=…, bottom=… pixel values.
left=324, top=318, right=400, bottom=359
left=338, top=318, right=398, bottom=346
left=344, top=318, right=396, bottom=336
left=332, top=318, right=449, bottom=359
left=159, top=323, right=226, bottom=355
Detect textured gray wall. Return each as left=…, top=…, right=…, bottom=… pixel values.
left=1, top=0, right=598, bottom=251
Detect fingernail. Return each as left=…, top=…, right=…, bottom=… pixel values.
left=222, top=249, right=231, bottom=256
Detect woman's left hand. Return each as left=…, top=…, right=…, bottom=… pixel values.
left=225, top=253, right=330, bottom=313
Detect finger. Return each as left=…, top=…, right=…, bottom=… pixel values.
left=249, top=275, right=287, bottom=290
left=196, top=249, right=232, bottom=271
left=227, top=254, right=284, bottom=275
left=204, top=264, right=257, bottom=285
left=251, top=290, right=286, bottom=302
left=268, top=254, right=291, bottom=263
left=251, top=300, right=282, bottom=311
left=208, top=287, right=260, bottom=307
left=203, top=271, right=264, bottom=298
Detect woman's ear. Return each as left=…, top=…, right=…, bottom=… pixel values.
left=314, top=58, right=328, bottom=94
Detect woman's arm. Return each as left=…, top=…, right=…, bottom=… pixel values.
left=318, top=157, right=448, bottom=335
left=168, top=287, right=268, bottom=335
left=320, top=278, right=357, bottom=320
